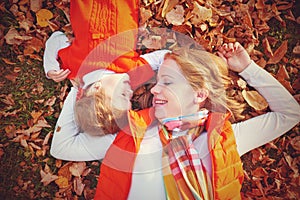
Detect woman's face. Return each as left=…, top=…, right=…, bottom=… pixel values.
left=151, top=59, right=200, bottom=121
left=101, top=73, right=133, bottom=111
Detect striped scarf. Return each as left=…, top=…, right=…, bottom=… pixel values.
left=159, top=109, right=213, bottom=200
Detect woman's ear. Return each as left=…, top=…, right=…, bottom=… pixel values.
left=194, top=88, right=209, bottom=104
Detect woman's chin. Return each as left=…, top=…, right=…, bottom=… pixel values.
left=154, top=110, right=166, bottom=122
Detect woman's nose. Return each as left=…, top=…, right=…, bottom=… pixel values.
left=150, top=83, right=161, bottom=94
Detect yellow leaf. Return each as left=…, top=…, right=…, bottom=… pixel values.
left=191, top=2, right=212, bottom=26
left=242, top=90, right=268, bottom=111
left=36, top=9, right=53, bottom=27
left=55, top=176, right=70, bottom=189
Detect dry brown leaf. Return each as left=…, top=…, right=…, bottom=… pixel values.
left=20, top=138, right=28, bottom=148
left=42, top=131, right=52, bottom=146
left=284, top=10, right=296, bottom=22
left=59, top=83, right=69, bottom=100
left=277, top=2, right=293, bottom=11
left=141, top=35, right=162, bottom=49
left=242, top=90, right=268, bottom=111
left=58, top=162, right=73, bottom=181
left=2, top=58, right=16, bottom=65
left=0, top=108, right=21, bottom=118
left=31, top=110, right=43, bottom=124
left=293, top=45, right=300, bottom=55
left=262, top=37, right=273, bottom=57
left=160, top=0, right=179, bottom=18
left=140, top=7, right=152, bottom=25
left=290, top=136, right=300, bottom=151
left=5, top=73, right=17, bottom=82
left=166, top=5, right=185, bottom=26
left=252, top=167, right=268, bottom=178
left=19, top=18, right=34, bottom=33
left=276, top=64, right=290, bottom=81
left=276, top=65, right=295, bottom=94
left=40, top=166, right=58, bottom=186
left=251, top=148, right=265, bottom=165
left=255, top=0, right=265, bottom=9
left=1, top=94, right=15, bottom=106
left=30, top=0, right=42, bottom=12
left=4, top=125, right=16, bottom=139
left=35, top=118, right=51, bottom=129
left=55, top=159, right=62, bottom=168
left=0, top=148, right=4, bottom=159
left=28, top=142, right=41, bottom=150
left=73, top=177, right=85, bottom=196
left=4, top=28, right=22, bottom=45
left=31, top=132, right=41, bottom=139
left=267, top=40, right=288, bottom=64
left=14, top=35, right=33, bottom=41
left=36, top=9, right=53, bottom=27
left=16, top=117, right=51, bottom=136
left=237, top=78, right=247, bottom=89
left=44, top=96, right=56, bottom=106
left=27, top=37, right=44, bottom=52
left=69, top=162, right=86, bottom=177
left=190, top=2, right=212, bottom=26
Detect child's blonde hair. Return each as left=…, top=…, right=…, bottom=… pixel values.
left=74, top=86, right=127, bottom=136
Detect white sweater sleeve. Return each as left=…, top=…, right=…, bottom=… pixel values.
left=50, top=87, right=116, bottom=161
left=232, top=61, right=300, bottom=156
left=43, top=31, right=70, bottom=78
left=140, top=50, right=171, bottom=71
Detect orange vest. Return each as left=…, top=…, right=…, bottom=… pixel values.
left=57, top=0, right=153, bottom=86
left=95, top=110, right=244, bottom=199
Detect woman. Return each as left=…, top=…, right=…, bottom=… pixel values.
left=94, top=42, right=300, bottom=199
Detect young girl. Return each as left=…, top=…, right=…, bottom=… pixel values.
left=45, top=0, right=170, bottom=160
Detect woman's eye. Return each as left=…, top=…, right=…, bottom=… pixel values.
left=163, top=82, right=172, bottom=86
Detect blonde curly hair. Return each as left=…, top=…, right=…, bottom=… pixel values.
left=165, top=48, right=244, bottom=122
left=74, top=85, right=128, bottom=136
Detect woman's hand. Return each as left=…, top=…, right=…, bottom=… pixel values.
left=47, top=69, right=70, bottom=82
left=217, top=42, right=251, bottom=73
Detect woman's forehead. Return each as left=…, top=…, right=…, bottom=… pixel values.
left=159, top=59, right=184, bottom=77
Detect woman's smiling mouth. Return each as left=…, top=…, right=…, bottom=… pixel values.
left=153, top=98, right=168, bottom=106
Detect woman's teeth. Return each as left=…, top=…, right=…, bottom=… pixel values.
left=154, top=99, right=168, bottom=105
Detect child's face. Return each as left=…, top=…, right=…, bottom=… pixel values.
left=151, top=59, right=200, bottom=121
left=101, top=73, right=133, bottom=111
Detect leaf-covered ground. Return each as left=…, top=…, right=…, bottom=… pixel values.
left=0, top=0, right=299, bottom=199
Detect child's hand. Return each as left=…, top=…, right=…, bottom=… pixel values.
left=217, top=42, right=251, bottom=73
left=47, top=69, right=70, bottom=82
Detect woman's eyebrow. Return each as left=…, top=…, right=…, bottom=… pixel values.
left=161, top=74, right=175, bottom=79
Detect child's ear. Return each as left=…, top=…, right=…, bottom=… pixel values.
left=193, top=89, right=209, bottom=104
